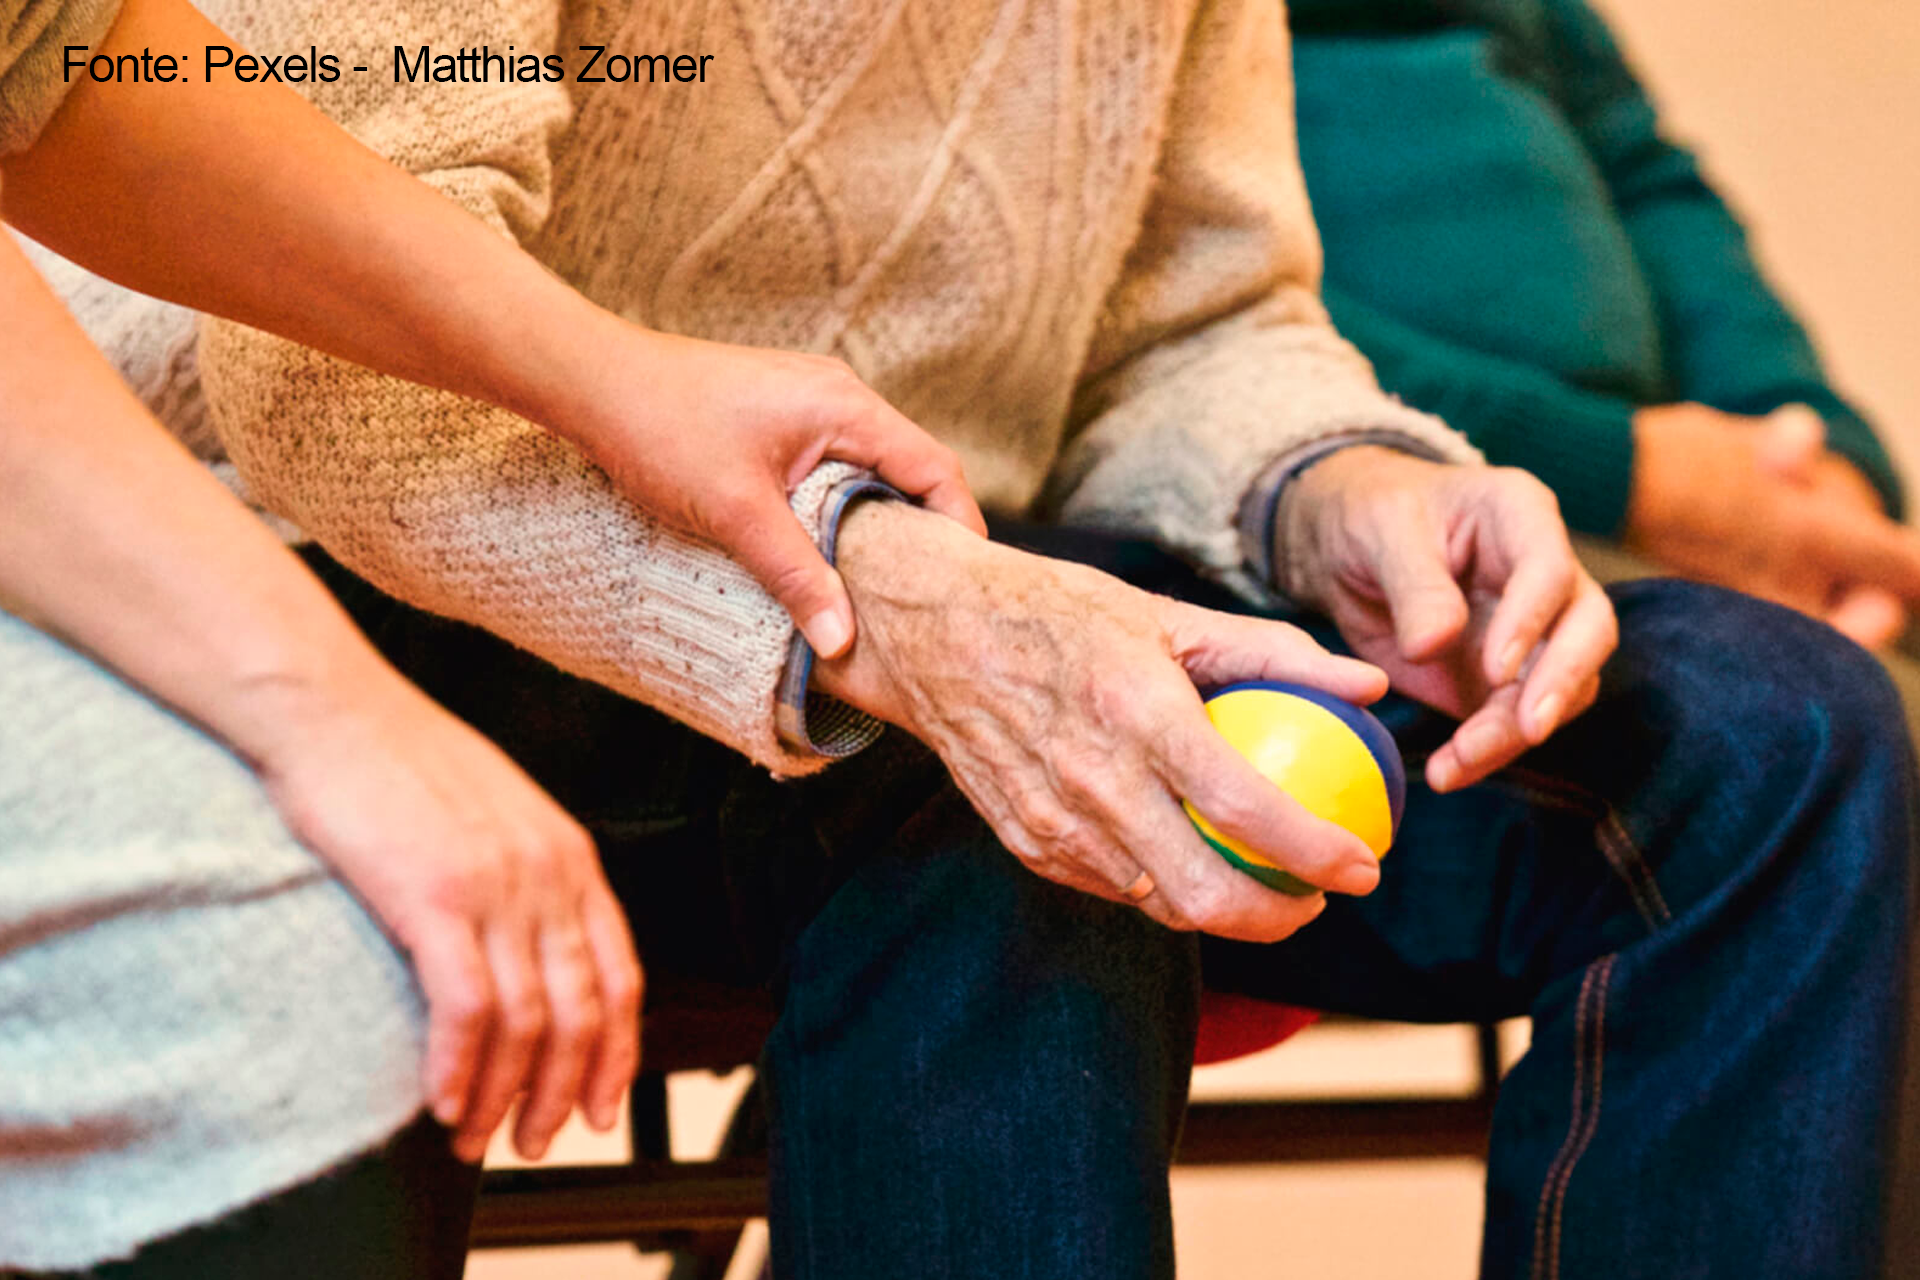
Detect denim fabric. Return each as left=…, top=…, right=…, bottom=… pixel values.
left=305, top=535, right=1912, bottom=1280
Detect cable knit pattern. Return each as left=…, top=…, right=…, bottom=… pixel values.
left=171, top=0, right=1480, bottom=776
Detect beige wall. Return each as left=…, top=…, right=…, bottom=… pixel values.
left=1595, top=0, right=1920, bottom=486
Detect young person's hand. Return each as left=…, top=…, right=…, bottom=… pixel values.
left=556, top=330, right=986, bottom=659
left=245, top=668, right=642, bottom=1165
left=1277, top=448, right=1618, bottom=793
left=1627, top=403, right=1919, bottom=649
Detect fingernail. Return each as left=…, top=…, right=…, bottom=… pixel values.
left=803, top=609, right=853, bottom=659
left=589, top=1103, right=616, bottom=1132
left=432, top=1095, right=464, bottom=1127
left=1530, top=692, right=1564, bottom=739
left=1497, top=640, right=1526, bottom=683
left=1331, top=859, right=1380, bottom=895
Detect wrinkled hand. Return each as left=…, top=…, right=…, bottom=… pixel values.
left=1629, top=403, right=1915, bottom=649
left=1278, top=447, right=1618, bottom=793
left=568, top=330, right=986, bottom=658
left=252, top=669, right=642, bottom=1164
left=813, top=502, right=1391, bottom=942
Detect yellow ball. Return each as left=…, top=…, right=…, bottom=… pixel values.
left=1183, top=681, right=1405, bottom=895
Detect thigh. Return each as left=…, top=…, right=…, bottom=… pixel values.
left=1205, top=578, right=1914, bottom=1025
left=0, top=612, right=433, bottom=1273
left=70, top=1114, right=477, bottom=1280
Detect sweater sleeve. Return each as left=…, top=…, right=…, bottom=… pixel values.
left=1321, top=283, right=1640, bottom=537
left=197, top=0, right=842, bottom=775
left=1045, top=0, right=1480, bottom=602
left=1539, top=0, right=1903, bottom=517
left=0, top=0, right=120, bottom=156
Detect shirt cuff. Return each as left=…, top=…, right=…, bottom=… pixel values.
left=773, top=475, right=903, bottom=759
left=1237, top=430, right=1460, bottom=594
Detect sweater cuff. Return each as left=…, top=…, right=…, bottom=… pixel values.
left=1813, top=403, right=1906, bottom=522
left=773, top=476, right=899, bottom=760
left=1236, top=429, right=1461, bottom=592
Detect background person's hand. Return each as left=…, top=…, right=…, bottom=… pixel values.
left=248, top=669, right=643, bottom=1165
left=1277, top=448, right=1619, bottom=793
left=812, top=502, right=1391, bottom=943
left=565, top=330, right=987, bottom=659
left=1628, top=402, right=1918, bottom=649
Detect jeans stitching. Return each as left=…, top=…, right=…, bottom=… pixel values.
left=1547, top=955, right=1615, bottom=1280
left=1532, top=955, right=1614, bottom=1280
left=1597, top=809, right=1674, bottom=930
left=1489, top=767, right=1673, bottom=937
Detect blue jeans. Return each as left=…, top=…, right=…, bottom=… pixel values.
left=308, top=533, right=1913, bottom=1280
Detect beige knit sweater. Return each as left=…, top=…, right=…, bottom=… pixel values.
left=101, top=0, right=1478, bottom=774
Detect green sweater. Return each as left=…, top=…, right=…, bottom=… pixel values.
left=1288, top=0, right=1902, bottom=532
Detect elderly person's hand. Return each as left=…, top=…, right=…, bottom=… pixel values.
left=1627, top=403, right=1920, bottom=650
left=813, top=503, right=1391, bottom=944
left=1276, top=448, right=1620, bottom=793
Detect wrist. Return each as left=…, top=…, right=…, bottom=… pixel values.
left=810, top=500, right=986, bottom=725
left=1275, top=445, right=1433, bottom=602
left=493, top=300, right=647, bottom=449
left=210, top=634, right=411, bottom=778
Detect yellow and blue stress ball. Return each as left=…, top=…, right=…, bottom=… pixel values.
left=1184, top=681, right=1406, bottom=896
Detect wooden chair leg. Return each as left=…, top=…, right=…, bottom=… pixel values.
left=656, top=1078, right=768, bottom=1280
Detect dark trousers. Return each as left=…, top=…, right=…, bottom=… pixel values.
left=65, top=529, right=1914, bottom=1279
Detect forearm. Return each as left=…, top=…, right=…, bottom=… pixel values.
left=0, top=237, right=394, bottom=767
left=200, top=314, right=846, bottom=775
left=0, top=0, right=618, bottom=448
left=1540, top=0, right=1903, bottom=517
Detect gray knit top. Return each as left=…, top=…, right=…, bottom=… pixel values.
left=3, top=5, right=426, bottom=1268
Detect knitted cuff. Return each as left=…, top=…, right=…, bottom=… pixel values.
left=1813, top=403, right=1906, bottom=522
left=1236, top=429, right=1461, bottom=594
left=773, top=476, right=901, bottom=759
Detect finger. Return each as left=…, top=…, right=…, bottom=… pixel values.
left=1427, top=683, right=1528, bottom=793
left=1827, top=585, right=1908, bottom=651
left=512, top=923, right=603, bottom=1160
left=1373, top=534, right=1471, bottom=661
left=1155, top=705, right=1381, bottom=898
left=407, top=919, right=494, bottom=1130
left=579, top=889, right=644, bottom=1131
left=1130, top=796, right=1334, bottom=943
left=1514, top=577, right=1617, bottom=743
left=1800, top=505, right=1920, bottom=605
left=839, top=407, right=988, bottom=536
left=979, top=782, right=1153, bottom=905
left=1162, top=603, right=1390, bottom=704
left=1757, top=405, right=1825, bottom=482
left=455, top=926, right=549, bottom=1164
left=1479, top=541, right=1580, bottom=686
left=723, top=496, right=860, bottom=658
left=1566, top=672, right=1602, bottom=722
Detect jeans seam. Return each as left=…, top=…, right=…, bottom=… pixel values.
left=1595, top=809, right=1674, bottom=932
left=1532, top=954, right=1616, bottom=1280
left=1495, top=766, right=1673, bottom=936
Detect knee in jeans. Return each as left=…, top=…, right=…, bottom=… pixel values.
left=1611, top=579, right=1909, bottom=771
